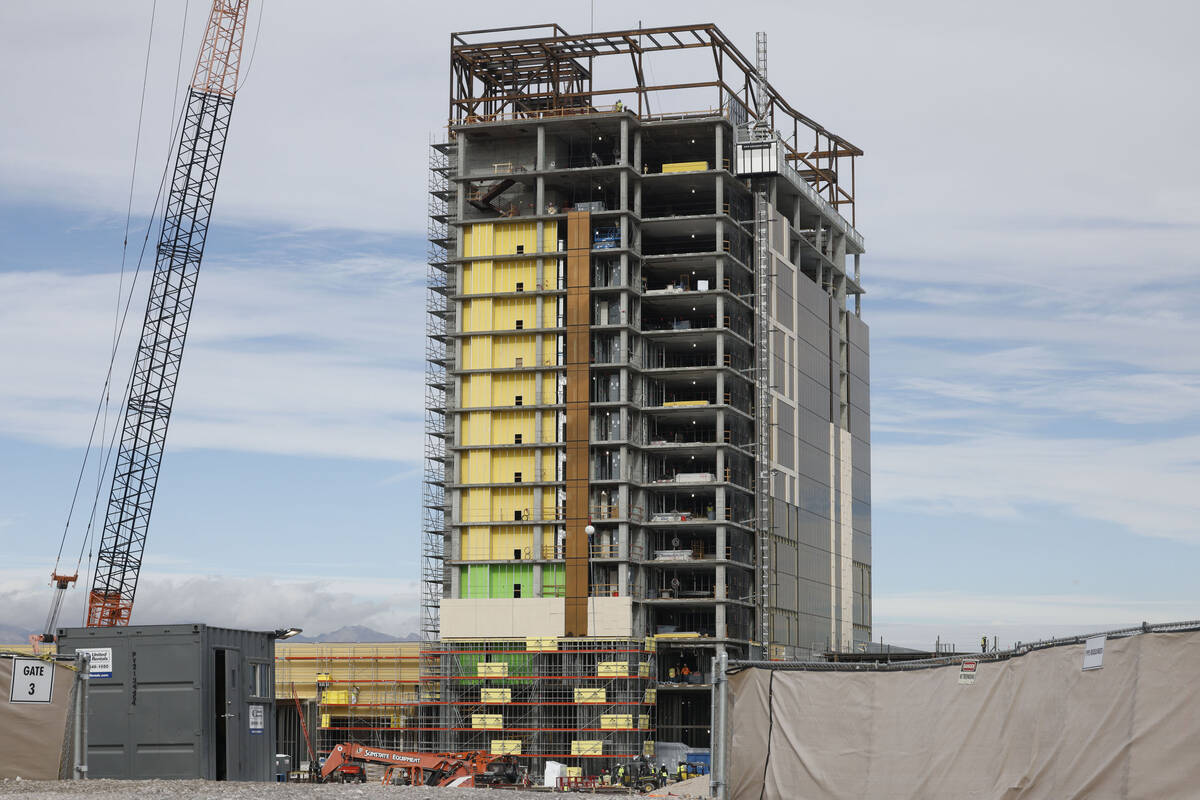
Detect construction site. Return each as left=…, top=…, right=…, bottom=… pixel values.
left=4, top=3, right=1199, bottom=799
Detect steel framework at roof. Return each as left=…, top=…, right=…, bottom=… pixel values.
left=449, top=22, right=862, bottom=222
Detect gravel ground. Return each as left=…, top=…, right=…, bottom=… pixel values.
left=0, top=780, right=569, bottom=800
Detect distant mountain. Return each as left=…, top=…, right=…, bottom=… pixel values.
left=0, top=623, right=36, bottom=644
left=290, top=625, right=418, bottom=643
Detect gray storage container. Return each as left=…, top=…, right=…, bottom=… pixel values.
left=57, top=623, right=276, bottom=780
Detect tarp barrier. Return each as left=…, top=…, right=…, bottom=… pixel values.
left=728, top=630, right=1200, bottom=800
left=0, top=655, right=76, bottom=780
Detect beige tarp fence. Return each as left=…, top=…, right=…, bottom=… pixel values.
left=728, top=630, right=1200, bottom=800
left=0, top=655, right=76, bottom=780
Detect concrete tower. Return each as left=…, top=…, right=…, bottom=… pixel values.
left=421, top=22, right=870, bottom=767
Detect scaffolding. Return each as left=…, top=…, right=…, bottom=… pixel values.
left=275, top=642, right=423, bottom=764
left=423, top=140, right=457, bottom=643
left=418, top=638, right=656, bottom=770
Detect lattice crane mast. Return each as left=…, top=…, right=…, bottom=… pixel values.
left=84, top=0, right=252, bottom=627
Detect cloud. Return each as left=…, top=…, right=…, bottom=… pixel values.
left=873, top=589, right=1197, bottom=650
left=0, top=568, right=420, bottom=639
left=0, top=248, right=428, bottom=461
left=874, top=432, right=1200, bottom=543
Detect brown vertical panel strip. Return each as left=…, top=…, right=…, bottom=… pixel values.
left=564, top=211, right=591, bottom=636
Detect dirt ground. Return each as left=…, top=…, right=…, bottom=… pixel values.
left=645, top=775, right=709, bottom=800
left=0, top=779, right=568, bottom=800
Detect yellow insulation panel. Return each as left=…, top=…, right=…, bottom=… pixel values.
left=458, top=374, right=551, bottom=409
left=459, top=450, right=543, bottom=485
left=461, top=260, right=539, bottom=295
left=461, top=297, right=538, bottom=332
left=460, top=488, right=540, bottom=523
left=460, top=411, right=540, bottom=447
left=464, top=221, right=541, bottom=258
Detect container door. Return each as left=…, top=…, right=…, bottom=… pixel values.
left=213, top=648, right=242, bottom=780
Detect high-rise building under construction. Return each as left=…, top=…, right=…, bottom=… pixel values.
left=421, top=23, right=870, bottom=767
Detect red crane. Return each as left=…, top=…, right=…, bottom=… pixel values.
left=86, top=0, right=252, bottom=628
left=37, top=1, right=253, bottom=641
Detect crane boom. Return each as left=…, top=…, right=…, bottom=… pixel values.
left=86, top=1, right=251, bottom=627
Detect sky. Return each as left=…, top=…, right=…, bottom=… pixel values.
left=1, top=0, right=1197, bottom=649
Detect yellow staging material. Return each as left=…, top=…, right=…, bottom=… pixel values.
left=477, top=661, right=509, bottom=677
left=638, top=661, right=652, bottom=677
left=655, top=632, right=702, bottom=639
left=643, top=741, right=656, bottom=758
left=472, top=713, right=503, bottom=729
left=664, top=400, right=710, bottom=407
left=320, top=713, right=331, bottom=729
left=597, top=660, right=629, bottom=677
left=491, top=740, right=522, bottom=755
left=274, top=642, right=420, bottom=704
left=575, top=687, right=606, bottom=703
left=481, top=687, right=512, bottom=703
left=644, top=637, right=657, bottom=652
left=662, top=161, right=708, bottom=173
left=571, top=741, right=603, bottom=756
left=644, top=687, right=657, bottom=704
left=639, top=714, right=650, bottom=730
left=601, top=714, right=633, bottom=729
left=526, top=637, right=558, bottom=652
left=566, top=767, right=583, bottom=777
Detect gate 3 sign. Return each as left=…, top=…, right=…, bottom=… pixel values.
left=9, top=658, right=54, bottom=704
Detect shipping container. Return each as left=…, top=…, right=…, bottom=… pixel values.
left=57, top=624, right=276, bottom=780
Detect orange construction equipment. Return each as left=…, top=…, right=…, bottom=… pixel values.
left=320, top=742, right=524, bottom=787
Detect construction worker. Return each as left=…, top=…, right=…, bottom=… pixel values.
left=681, top=663, right=691, bottom=681
left=659, top=764, right=669, bottom=786
left=614, top=99, right=623, bottom=112
left=667, top=666, right=677, bottom=682
left=617, top=763, right=627, bottom=787
left=677, top=761, right=688, bottom=782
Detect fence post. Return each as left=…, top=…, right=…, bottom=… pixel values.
left=73, top=654, right=89, bottom=780
left=710, top=650, right=728, bottom=800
